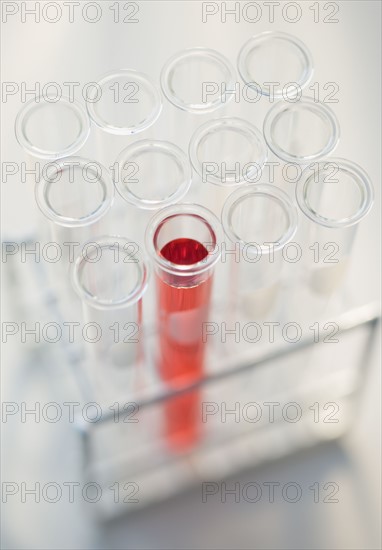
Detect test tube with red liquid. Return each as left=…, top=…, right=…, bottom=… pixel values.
left=146, top=204, right=222, bottom=452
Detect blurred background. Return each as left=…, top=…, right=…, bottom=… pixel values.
left=1, top=1, right=381, bottom=549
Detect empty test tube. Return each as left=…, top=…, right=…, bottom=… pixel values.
left=263, top=97, right=340, bottom=166
left=34, top=157, right=114, bottom=308
left=113, top=139, right=192, bottom=245
left=158, top=47, right=236, bottom=157
left=295, top=158, right=374, bottom=295
left=221, top=185, right=298, bottom=317
left=15, top=94, right=91, bottom=203
left=189, top=117, right=268, bottom=216
left=71, top=236, right=150, bottom=402
left=15, top=94, right=90, bottom=162
left=238, top=31, right=314, bottom=101
left=85, top=69, right=162, bottom=166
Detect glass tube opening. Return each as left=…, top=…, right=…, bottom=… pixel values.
left=115, top=140, right=192, bottom=209
left=189, top=118, right=268, bottom=186
left=86, top=70, right=162, bottom=135
left=145, top=204, right=223, bottom=279
left=222, top=185, right=298, bottom=254
left=15, top=95, right=90, bottom=159
left=296, top=158, right=374, bottom=228
left=238, top=31, right=313, bottom=99
left=71, top=236, right=149, bottom=310
left=160, top=47, right=236, bottom=113
left=263, top=98, right=340, bottom=163
left=35, top=157, right=114, bottom=227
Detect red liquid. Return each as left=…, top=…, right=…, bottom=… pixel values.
left=158, top=238, right=212, bottom=451
left=160, top=238, right=209, bottom=265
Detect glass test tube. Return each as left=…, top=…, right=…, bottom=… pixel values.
left=221, top=185, right=298, bottom=317
left=237, top=31, right=314, bottom=100
left=237, top=31, right=314, bottom=122
left=263, top=98, right=340, bottom=297
left=85, top=70, right=163, bottom=237
left=189, top=117, right=268, bottom=215
left=145, top=204, right=222, bottom=451
left=86, top=69, right=162, bottom=163
left=263, top=98, right=340, bottom=215
left=295, top=158, right=374, bottom=295
left=34, top=156, right=115, bottom=309
left=159, top=47, right=236, bottom=184
left=71, top=237, right=149, bottom=403
left=14, top=94, right=91, bottom=238
left=160, top=47, right=236, bottom=113
left=113, top=139, right=192, bottom=246
left=263, top=97, right=340, bottom=168
left=15, top=94, right=91, bottom=162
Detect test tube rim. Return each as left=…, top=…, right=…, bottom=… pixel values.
left=71, top=235, right=150, bottom=310
left=295, top=157, right=374, bottom=229
left=114, top=139, right=192, bottom=210
left=15, top=94, right=90, bottom=160
left=86, top=69, right=162, bottom=135
left=35, top=156, right=115, bottom=228
left=145, top=203, right=223, bottom=277
left=221, top=184, right=299, bottom=254
left=160, top=46, right=236, bottom=113
left=237, top=30, right=314, bottom=99
left=263, top=96, right=340, bottom=163
left=189, top=116, right=268, bottom=186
